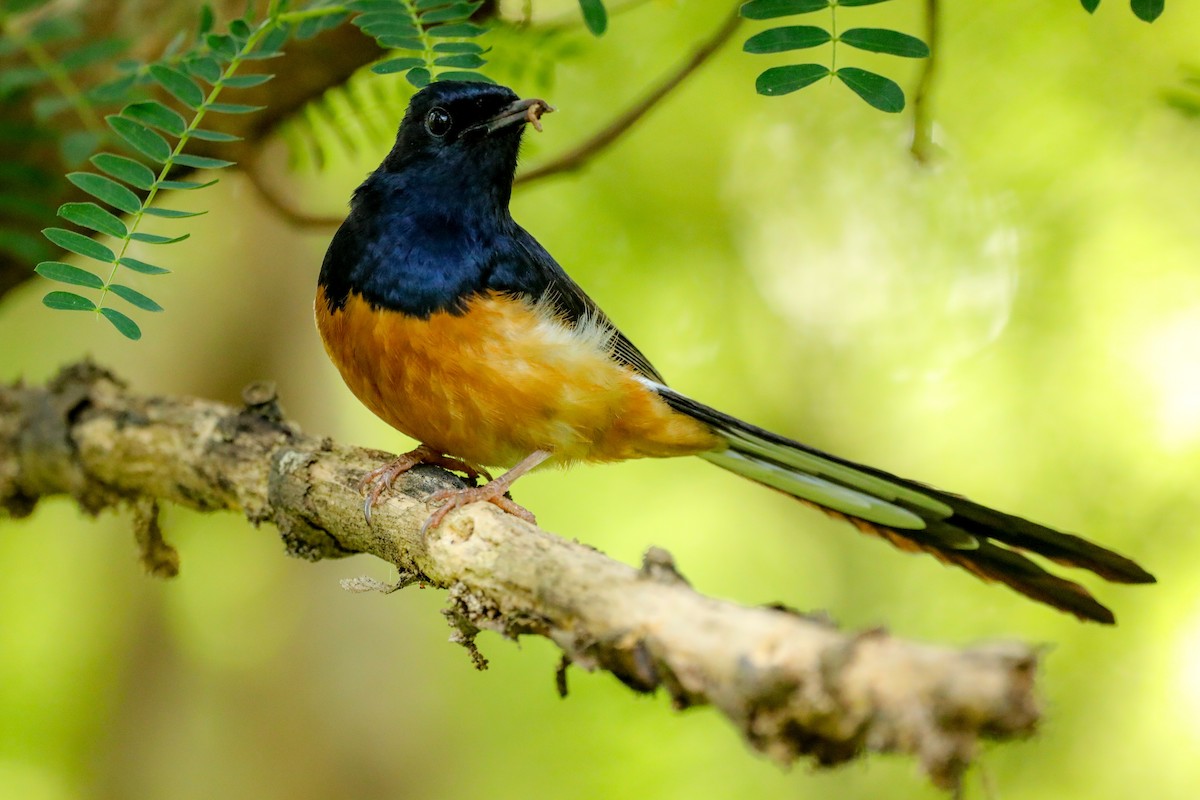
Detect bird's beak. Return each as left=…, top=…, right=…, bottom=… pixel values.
left=477, top=97, right=555, bottom=135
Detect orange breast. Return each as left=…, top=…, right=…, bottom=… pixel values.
left=315, top=288, right=721, bottom=468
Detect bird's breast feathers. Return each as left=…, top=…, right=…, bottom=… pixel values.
left=315, top=287, right=719, bottom=468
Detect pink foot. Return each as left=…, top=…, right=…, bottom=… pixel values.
left=421, top=484, right=537, bottom=534
left=359, top=445, right=491, bottom=523
left=420, top=449, right=551, bottom=533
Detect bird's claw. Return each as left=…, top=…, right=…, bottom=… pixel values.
left=359, top=457, right=420, bottom=524
left=357, top=446, right=491, bottom=524
left=421, top=485, right=537, bottom=535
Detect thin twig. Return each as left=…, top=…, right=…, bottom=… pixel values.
left=239, top=4, right=743, bottom=226
left=0, top=11, right=105, bottom=136
left=515, top=4, right=743, bottom=186
left=243, top=155, right=345, bottom=228
left=910, top=0, right=941, bottom=164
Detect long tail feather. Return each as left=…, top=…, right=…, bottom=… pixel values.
left=649, top=382, right=1155, bottom=624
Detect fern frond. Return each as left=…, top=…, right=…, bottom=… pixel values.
left=33, top=7, right=294, bottom=340
left=349, top=0, right=491, bottom=87
left=278, top=15, right=580, bottom=173
left=280, top=66, right=406, bottom=171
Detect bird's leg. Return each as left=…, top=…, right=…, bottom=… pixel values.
left=358, top=444, right=493, bottom=523
left=421, top=449, right=552, bottom=534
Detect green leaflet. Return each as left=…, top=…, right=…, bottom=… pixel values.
left=755, top=64, right=829, bottom=96
left=122, top=101, right=188, bottom=137
left=57, top=202, right=128, bottom=238
left=578, top=0, right=607, bottom=36
left=1131, top=0, right=1164, bottom=22
left=106, top=115, right=171, bottom=163
left=35, top=261, right=104, bottom=289
left=100, top=307, right=141, bottom=339
left=118, top=257, right=171, bottom=275
left=839, top=28, right=929, bottom=58
left=43, top=290, right=97, bottom=311
left=740, top=0, right=830, bottom=18
left=66, top=172, right=142, bottom=214
left=43, top=227, right=114, bottom=263
left=744, top=26, right=831, bottom=53
left=150, top=64, right=206, bottom=107
left=90, top=153, right=156, bottom=190
left=109, top=283, right=164, bottom=311
left=837, top=67, right=905, bottom=112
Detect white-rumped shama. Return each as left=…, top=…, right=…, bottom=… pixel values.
left=316, top=81, right=1154, bottom=624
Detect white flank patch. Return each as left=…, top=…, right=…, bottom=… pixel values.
left=530, top=289, right=619, bottom=355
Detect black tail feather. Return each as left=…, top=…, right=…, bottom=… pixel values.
left=650, top=383, right=1155, bottom=624
left=931, top=493, right=1154, bottom=585
left=815, top=500, right=1118, bottom=624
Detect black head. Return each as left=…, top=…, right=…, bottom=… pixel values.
left=319, top=82, right=554, bottom=316
left=379, top=82, right=552, bottom=190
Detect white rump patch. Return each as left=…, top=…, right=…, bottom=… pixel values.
left=529, top=289, right=619, bottom=355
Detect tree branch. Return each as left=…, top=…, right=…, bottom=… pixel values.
left=910, top=0, right=941, bottom=164
left=241, top=154, right=345, bottom=229
left=1, top=362, right=1044, bottom=791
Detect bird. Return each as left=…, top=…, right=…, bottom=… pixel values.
left=315, top=80, right=1154, bottom=625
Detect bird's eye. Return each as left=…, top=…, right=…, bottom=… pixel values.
left=425, top=107, right=452, bottom=138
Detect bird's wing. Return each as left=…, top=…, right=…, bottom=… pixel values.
left=486, top=222, right=666, bottom=383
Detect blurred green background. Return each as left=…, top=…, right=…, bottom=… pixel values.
left=2, top=1, right=1198, bottom=797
